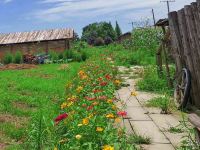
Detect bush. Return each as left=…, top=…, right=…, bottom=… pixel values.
left=49, top=51, right=58, bottom=61
left=94, top=37, right=104, bottom=46
left=14, top=51, right=23, bottom=64
left=3, top=52, right=13, bottom=64
left=64, top=50, right=74, bottom=59
left=72, top=52, right=82, bottom=62
left=58, top=53, right=63, bottom=60
left=81, top=51, right=87, bottom=61
left=104, top=36, right=113, bottom=45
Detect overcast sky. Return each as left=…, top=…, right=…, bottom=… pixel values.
left=0, top=0, right=195, bottom=36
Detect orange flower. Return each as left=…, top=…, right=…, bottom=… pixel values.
left=106, top=113, right=115, bottom=119
left=82, top=118, right=89, bottom=125
left=96, top=127, right=104, bottom=132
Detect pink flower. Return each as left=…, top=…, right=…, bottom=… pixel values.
left=117, top=111, right=127, bottom=117
left=100, top=82, right=108, bottom=86
left=85, top=96, right=96, bottom=101
left=87, top=105, right=93, bottom=111
left=54, top=113, right=68, bottom=124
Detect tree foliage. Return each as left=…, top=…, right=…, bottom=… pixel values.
left=82, top=22, right=116, bottom=45
left=115, top=21, right=122, bottom=38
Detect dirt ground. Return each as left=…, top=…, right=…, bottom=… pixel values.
left=0, top=64, right=37, bottom=71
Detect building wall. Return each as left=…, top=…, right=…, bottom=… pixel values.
left=0, top=39, right=70, bottom=59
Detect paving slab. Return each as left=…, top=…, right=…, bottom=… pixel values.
left=164, top=132, right=184, bottom=148
left=145, top=107, right=161, bottom=114
left=130, top=121, right=170, bottom=144
left=120, top=119, right=134, bottom=136
left=150, top=114, right=181, bottom=131
left=141, top=144, right=175, bottom=150
left=136, top=92, right=159, bottom=102
left=126, top=107, right=151, bottom=121
left=126, top=97, right=141, bottom=107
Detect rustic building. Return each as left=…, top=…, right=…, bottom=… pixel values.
left=0, top=28, right=74, bottom=59
left=117, top=32, right=132, bottom=43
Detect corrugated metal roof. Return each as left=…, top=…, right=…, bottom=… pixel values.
left=0, top=28, right=74, bottom=45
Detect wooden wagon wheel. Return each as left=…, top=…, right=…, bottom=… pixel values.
left=174, top=68, right=191, bottom=109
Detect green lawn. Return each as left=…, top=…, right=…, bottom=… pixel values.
left=0, top=63, right=81, bottom=149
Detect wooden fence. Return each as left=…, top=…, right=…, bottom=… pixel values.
left=169, top=0, right=200, bottom=107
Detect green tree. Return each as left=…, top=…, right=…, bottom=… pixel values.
left=82, top=22, right=117, bottom=45
left=115, top=21, right=122, bottom=38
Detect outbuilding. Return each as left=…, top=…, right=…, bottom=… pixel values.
left=0, top=28, right=74, bottom=59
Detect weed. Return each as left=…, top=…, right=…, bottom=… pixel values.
left=128, top=134, right=151, bottom=145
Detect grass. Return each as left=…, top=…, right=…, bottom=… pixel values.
left=128, top=134, right=151, bottom=145
left=0, top=63, right=81, bottom=148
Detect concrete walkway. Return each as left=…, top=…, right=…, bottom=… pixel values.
left=116, top=66, right=184, bottom=150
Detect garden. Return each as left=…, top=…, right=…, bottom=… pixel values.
left=0, top=22, right=198, bottom=150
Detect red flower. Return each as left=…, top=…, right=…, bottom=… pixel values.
left=82, top=104, right=87, bottom=107
left=105, top=74, right=112, bottom=80
left=54, top=113, right=68, bottom=124
left=100, top=82, right=108, bottom=86
left=87, top=105, right=93, bottom=111
left=85, top=96, right=96, bottom=101
left=98, top=96, right=107, bottom=100
left=98, top=77, right=103, bottom=81
left=117, top=111, right=127, bottom=117
left=93, top=89, right=103, bottom=93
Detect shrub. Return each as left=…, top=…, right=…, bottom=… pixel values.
left=3, top=52, right=13, bottom=64
left=72, top=52, right=82, bottom=62
left=58, top=53, right=63, bottom=60
left=49, top=51, right=58, bottom=61
left=14, top=51, right=23, bottom=64
left=104, top=36, right=113, bottom=45
left=94, top=37, right=104, bottom=46
left=64, top=50, right=74, bottom=59
left=81, top=51, right=87, bottom=61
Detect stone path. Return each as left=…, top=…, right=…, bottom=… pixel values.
left=116, top=66, right=184, bottom=150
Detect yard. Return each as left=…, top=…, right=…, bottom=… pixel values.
left=0, top=63, right=81, bottom=149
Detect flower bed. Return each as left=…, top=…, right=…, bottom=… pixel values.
left=54, top=55, right=135, bottom=149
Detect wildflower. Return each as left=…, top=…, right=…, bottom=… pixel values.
left=117, top=111, right=127, bottom=117
left=82, top=103, right=87, bottom=107
left=102, top=145, right=114, bottom=150
left=85, top=96, right=96, bottom=101
left=54, top=113, right=68, bottom=124
left=67, top=95, right=77, bottom=102
left=75, top=134, right=82, bottom=140
left=106, top=113, right=115, bottom=119
left=112, top=105, right=117, bottom=110
left=87, top=105, right=93, bottom=111
left=76, top=86, right=83, bottom=93
left=78, top=70, right=85, bottom=76
left=88, top=113, right=94, bottom=118
left=78, top=124, right=83, bottom=127
left=96, top=127, right=104, bottom=132
left=98, top=77, right=103, bottom=81
left=93, top=89, right=103, bottom=93
left=100, top=82, right=108, bottom=86
left=107, top=99, right=113, bottom=103
left=82, top=118, right=89, bottom=125
left=61, top=102, right=67, bottom=109
left=114, top=80, right=121, bottom=85
left=131, top=91, right=138, bottom=96
left=92, top=102, right=99, bottom=106
left=115, top=117, right=121, bottom=123
left=105, top=74, right=112, bottom=80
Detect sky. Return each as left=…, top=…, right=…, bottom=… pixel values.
left=0, top=0, right=195, bottom=36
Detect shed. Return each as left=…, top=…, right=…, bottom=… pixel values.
left=0, top=28, right=74, bottom=58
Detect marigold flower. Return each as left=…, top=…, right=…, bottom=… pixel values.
left=107, top=99, right=113, bottom=103
left=82, top=118, right=89, bottom=125
left=117, top=111, right=127, bottom=117
left=75, top=134, right=82, bottom=140
left=114, top=80, right=121, bottom=85
left=106, top=113, right=115, bottom=119
left=131, top=91, right=138, bottom=96
left=115, top=117, right=121, bottom=123
left=76, top=86, right=83, bottom=93
left=54, top=113, right=68, bottom=124
left=96, top=127, right=104, bottom=132
left=102, top=145, right=114, bottom=150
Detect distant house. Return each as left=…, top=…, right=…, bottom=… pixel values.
left=0, top=28, right=74, bottom=58
left=117, top=32, right=132, bottom=43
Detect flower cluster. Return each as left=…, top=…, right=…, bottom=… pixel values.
left=53, top=56, right=132, bottom=149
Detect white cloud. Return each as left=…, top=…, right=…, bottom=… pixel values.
left=0, top=0, right=13, bottom=3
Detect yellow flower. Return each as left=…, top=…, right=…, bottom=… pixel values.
left=61, top=102, right=67, bottom=109
left=78, top=70, right=85, bottom=76
left=106, top=113, right=115, bottom=119
left=131, top=91, right=138, bottom=96
left=102, top=145, right=114, bottom=150
left=107, top=99, right=113, bottom=104
left=96, top=127, right=104, bottom=132
left=115, top=117, right=121, bottom=123
left=82, top=118, right=89, bottom=125
left=112, top=105, right=117, bottom=110
left=88, top=113, right=94, bottom=119
left=76, top=86, right=83, bottom=93
left=78, top=124, right=83, bottom=127
left=75, top=135, right=82, bottom=140
left=114, top=80, right=121, bottom=85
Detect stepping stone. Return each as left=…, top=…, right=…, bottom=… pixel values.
left=136, top=92, right=158, bottom=102
left=150, top=114, right=180, bottom=130
left=164, top=132, right=184, bottom=148
left=126, top=97, right=141, bottom=107
left=127, top=107, right=151, bottom=121
left=145, top=107, right=161, bottom=114
left=130, top=121, right=170, bottom=144
left=141, top=144, right=175, bottom=150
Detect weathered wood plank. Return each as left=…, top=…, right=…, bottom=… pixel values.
left=189, top=113, right=200, bottom=128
